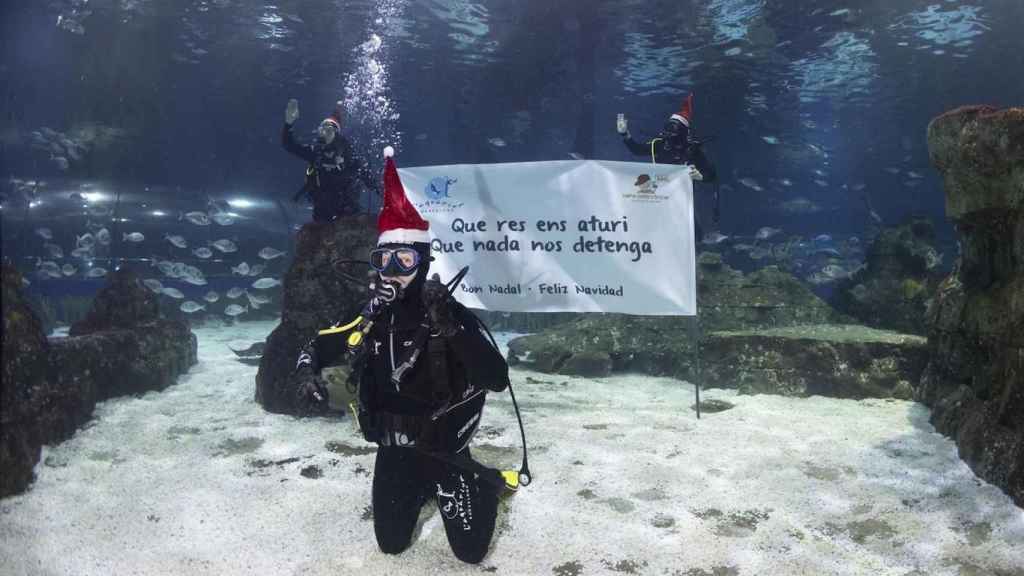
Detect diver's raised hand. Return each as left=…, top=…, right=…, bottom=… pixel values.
left=616, top=113, right=628, bottom=135
left=285, top=98, right=300, bottom=125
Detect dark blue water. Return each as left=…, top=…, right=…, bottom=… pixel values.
left=2, top=0, right=1022, bottom=311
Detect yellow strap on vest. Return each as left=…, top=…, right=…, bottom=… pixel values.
left=318, top=316, right=363, bottom=336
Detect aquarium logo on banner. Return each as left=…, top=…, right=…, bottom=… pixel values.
left=398, top=159, right=696, bottom=316
left=415, top=175, right=465, bottom=214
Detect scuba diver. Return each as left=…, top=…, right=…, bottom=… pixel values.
left=293, top=147, right=516, bottom=564
left=282, top=99, right=379, bottom=222
left=618, top=93, right=721, bottom=240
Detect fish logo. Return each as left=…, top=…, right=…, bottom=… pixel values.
left=425, top=176, right=457, bottom=200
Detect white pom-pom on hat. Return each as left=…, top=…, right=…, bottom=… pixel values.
left=383, top=145, right=395, bottom=158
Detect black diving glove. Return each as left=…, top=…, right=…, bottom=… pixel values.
left=295, top=374, right=329, bottom=414
left=422, top=273, right=459, bottom=337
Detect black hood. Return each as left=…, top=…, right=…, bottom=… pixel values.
left=661, top=118, right=690, bottom=149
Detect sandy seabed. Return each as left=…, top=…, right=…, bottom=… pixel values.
left=2, top=320, right=1022, bottom=576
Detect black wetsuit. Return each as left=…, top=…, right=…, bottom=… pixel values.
left=282, top=123, right=377, bottom=222
left=295, top=289, right=510, bottom=564
left=621, top=132, right=717, bottom=182
left=622, top=130, right=718, bottom=238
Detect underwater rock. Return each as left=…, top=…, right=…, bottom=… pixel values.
left=507, top=262, right=848, bottom=379
left=255, top=216, right=377, bottom=414
left=919, top=105, right=1024, bottom=507
left=68, top=268, right=160, bottom=335
left=1, top=262, right=197, bottom=498
left=700, top=324, right=928, bottom=398
left=1, top=263, right=51, bottom=497
left=505, top=259, right=847, bottom=377
left=831, top=218, right=945, bottom=335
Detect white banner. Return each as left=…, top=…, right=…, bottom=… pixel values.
left=398, top=160, right=696, bottom=316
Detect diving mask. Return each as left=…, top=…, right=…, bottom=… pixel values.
left=370, top=247, right=421, bottom=276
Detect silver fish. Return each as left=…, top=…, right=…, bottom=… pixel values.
left=86, top=267, right=108, bottom=278
left=61, top=263, right=76, bottom=276
left=35, top=260, right=60, bottom=274
left=701, top=232, right=730, bottom=245
left=123, top=232, right=145, bottom=243
left=211, top=212, right=235, bottom=226
left=210, top=239, right=237, bottom=253
left=193, top=247, right=213, bottom=259
left=246, top=291, right=271, bottom=308
left=165, top=234, right=188, bottom=248
left=36, top=227, right=53, bottom=240
left=248, top=264, right=265, bottom=277
left=155, top=260, right=175, bottom=276
left=755, top=227, right=782, bottom=240
left=183, top=211, right=210, bottom=226
left=777, top=197, right=824, bottom=215
left=77, top=233, right=95, bottom=249
left=183, top=276, right=208, bottom=286
left=258, top=247, right=286, bottom=260
left=96, top=228, right=111, bottom=245
left=487, top=137, right=507, bottom=147
left=161, top=287, right=185, bottom=299
left=179, top=301, right=205, bottom=313
left=226, top=287, right=246, bottom=299
left=203, top=291, right=220, bottom=303
left=224, top=304, right=248, bottom=316
left=738, top=177, right=763, bottom=192
left=251, top=277, right=281, bottom=290
left=143, top=279, right=163, bottom=293
left=231, top=262, right=250, bottom=276
left=71, top=247, right=92, bottom=259
left=821, top=264, right=850, bottom=279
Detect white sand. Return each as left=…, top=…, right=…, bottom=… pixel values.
left=2, top=320, right=1022, bottom=576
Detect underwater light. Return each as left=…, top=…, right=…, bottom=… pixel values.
left=29, top=200, right=42, bottom=208
left=227, top=198, right=255, bottom=209
left=151, top=210, right=167, bottom=217
left=81, top=192, right=106, bottom=202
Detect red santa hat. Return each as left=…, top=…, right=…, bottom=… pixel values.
left=321, top=101, right=344, bottom=132
left=670, top=93, right=694, bottom=127
left=377, top=146, right=430, bottom=245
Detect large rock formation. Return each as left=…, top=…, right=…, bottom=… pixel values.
left=831, top=217, right=946, bottom=335
left=1, top=263, right=51, bottom=496
left=701, top=324, right=928, bottom=398
left=919, top=105, right=1024, bottom=506
left=507, top=258, right=850, bottom=380
left=68, top=267, right=161, bottom=335
left=1, top=265, right=196, bottom=498
left=255, top=216, right=377, bottom=414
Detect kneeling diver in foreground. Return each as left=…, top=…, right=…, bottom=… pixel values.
left=293, top=147, right=529, bottom=564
